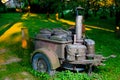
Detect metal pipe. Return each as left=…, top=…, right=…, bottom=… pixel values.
left=76, top=15, right=83, bottom=42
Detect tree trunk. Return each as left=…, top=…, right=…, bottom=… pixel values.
left=84, top=0, right=90, bottom=19
left=115, top=0, right=120, bottom=38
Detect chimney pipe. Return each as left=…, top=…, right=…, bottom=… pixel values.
left=76, top=15, right=83, bottom=42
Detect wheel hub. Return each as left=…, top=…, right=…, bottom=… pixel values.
left=37, top=59, right=47, bottom=72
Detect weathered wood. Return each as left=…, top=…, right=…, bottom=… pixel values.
left=21, top=28, right=29, bottom=49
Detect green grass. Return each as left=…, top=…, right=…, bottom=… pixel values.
left=0, top=12, right=120, bottom=80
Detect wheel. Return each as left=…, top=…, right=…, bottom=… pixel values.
left=87, top=64, right=93, bottom=76
left=32, top=53, right=51, bottom=73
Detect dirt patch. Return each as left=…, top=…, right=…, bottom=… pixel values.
left=0, top=48, right=7, bottom=54
left=0, top=57, right=21, bottom=65
left=0, top=65, right=6, bottom=71
left=3, top=71, right=37, bottom=80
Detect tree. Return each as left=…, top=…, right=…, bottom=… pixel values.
left=0, top=0, right=7, bottom=12
left=84, top=0, right=90, bottom=19
left=115, top=0, right=120, bottom=38
left=27, top=0, right=60, bottom=13
left=115, top=0, right=120, bottom=26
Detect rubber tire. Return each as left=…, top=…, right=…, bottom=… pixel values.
left=32, top=53, right=51, bottom=74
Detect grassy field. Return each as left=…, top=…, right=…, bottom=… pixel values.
left=0, top=12, right=120, bottom=80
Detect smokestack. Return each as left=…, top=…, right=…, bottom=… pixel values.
left=76, top=15, right=83, bottom=42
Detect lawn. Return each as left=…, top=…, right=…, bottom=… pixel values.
left=0, top=12, right=120, bottom=80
